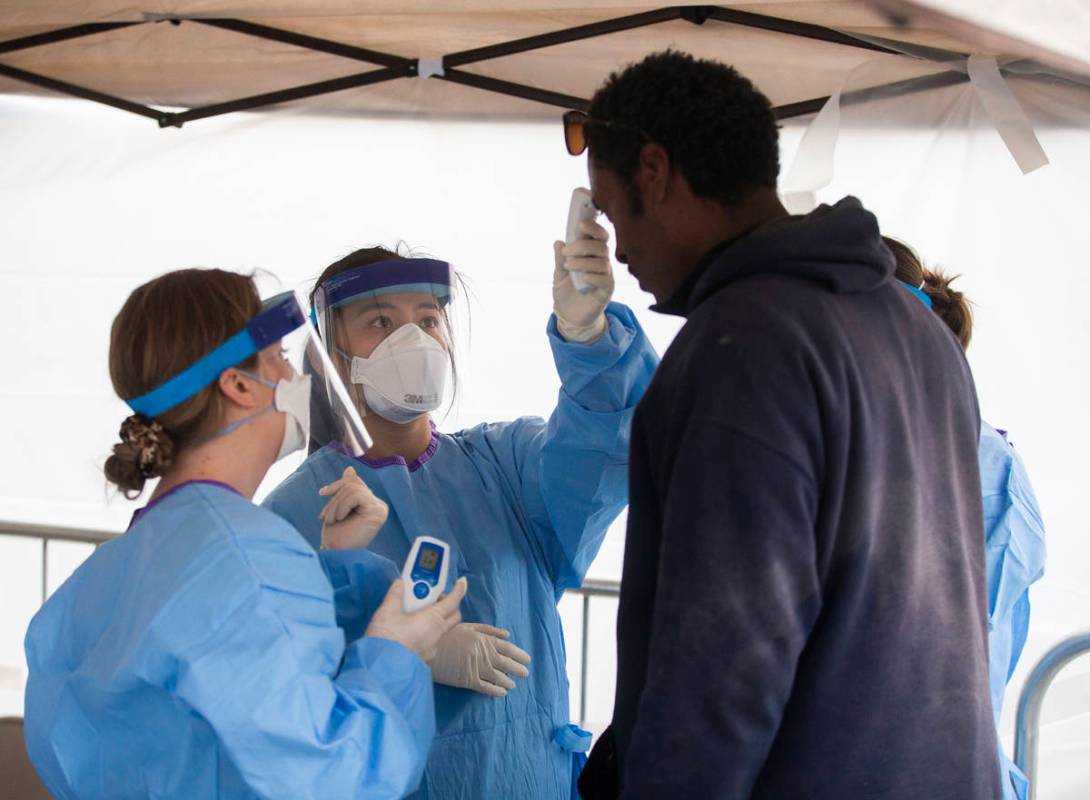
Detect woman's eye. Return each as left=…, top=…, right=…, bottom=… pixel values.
left=420, top=316, right=439, bottom=329
left=369, top=316, right=392, bottom=329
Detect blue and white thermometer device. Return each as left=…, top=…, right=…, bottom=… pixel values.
left=402, top=536, right=452, bottom=613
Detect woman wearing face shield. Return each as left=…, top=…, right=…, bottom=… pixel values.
left=262, top=243, right=658, bottom=799
left=23, top=268, right=466, bottom=800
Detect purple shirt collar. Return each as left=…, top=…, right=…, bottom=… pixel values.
left=128, top=479, right=242, bottom=530
left=345, top=421, right=441, bottom=473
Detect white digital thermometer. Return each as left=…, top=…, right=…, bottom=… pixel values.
left=402, top=535, right=451, bottom=613
left=565, top=187, right=600, bottom=294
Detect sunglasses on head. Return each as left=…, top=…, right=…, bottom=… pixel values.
left=562, top=109, right=651, bottom=156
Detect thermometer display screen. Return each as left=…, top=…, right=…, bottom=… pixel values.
left=417, top=546, right=441, bottom=572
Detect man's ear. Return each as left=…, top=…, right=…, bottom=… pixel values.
left=218, top=368, right=260, bottom=410
left=636, top=142, right=671, bottom=207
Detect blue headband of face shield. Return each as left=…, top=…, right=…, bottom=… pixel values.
left=898, top=280, right=934, bottom=309
left=126, top=291, right=305, bottom=419
left=310, top=258, right=455, bottom=326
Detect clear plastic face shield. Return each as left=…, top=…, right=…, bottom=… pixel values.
left=311, top=259, right=456, bottom=428
left=126, top=290, right=372, bottom=459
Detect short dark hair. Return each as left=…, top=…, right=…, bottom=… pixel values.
left=587, top=50, right=780, bottom=205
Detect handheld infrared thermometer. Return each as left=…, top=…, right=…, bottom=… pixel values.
left=564, top=187, right=600, bottom=294
left=402, top=536, right=452, bottom=613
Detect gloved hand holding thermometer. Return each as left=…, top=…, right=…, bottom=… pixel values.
left=366, top=569, right=467, bottom=663
left=553, top=187, right=615, bottom=344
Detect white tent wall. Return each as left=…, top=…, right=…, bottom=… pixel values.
left=802, top=74, right=1090, bottom=799
left=2, top=65, right=1090, bottom=797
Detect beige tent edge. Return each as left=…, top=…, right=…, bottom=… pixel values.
left=0, top=1, right=1087, bottom=126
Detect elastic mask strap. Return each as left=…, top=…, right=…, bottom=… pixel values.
left=237, top=369, right=277, bottom=390
left=200, top=369, right=277, bottom=443
left=210, top=405, right=274, bottom=440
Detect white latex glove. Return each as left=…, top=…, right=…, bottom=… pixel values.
left=365, top=577, right=467, bottom=662
left=429, top=622, right=532, bottom=697
left=553, top=218, right=615, bottom=344
left=318, top=466, right=389, bottom=551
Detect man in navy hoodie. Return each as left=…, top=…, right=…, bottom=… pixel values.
left=569, top=51, right=999, bottom=799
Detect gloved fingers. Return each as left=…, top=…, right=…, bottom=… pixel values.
left=318, top=466, right=361, bottom=496
left=378, top=578, right=404, bottom=608
left=432, top=577, right=468, bottom=623
left=318, top=487, right=354, bottom=523
left=323, top=489, right=350, bottom=523
left=494, top=652, right=531, bottom=679
left=562, top=238, right=609, bottom=261
left=553, top=240, right=569, bottom=280
left=562, top=270, right=613, bottom=293
left=341, top=485, right=383, bottom=523
left=471, top=679, right=509, bottom=698
left=487, top=668, right=518, bottom=691
left=562, top=256, right=611, bottom=276
left=467, top=623, right=510, bottom=639
left=325, top=486, right=360, bottom=523
left=576, top=218, right=609, bottom=242
left=494, top=639, right=532, bottom=668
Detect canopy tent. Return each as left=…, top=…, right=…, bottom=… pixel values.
left=4, top=3, right=1090, bottom=797
left=0, top=1, right=1088, bottom=130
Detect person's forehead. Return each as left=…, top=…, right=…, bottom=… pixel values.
left=588, top=161, right=621, bottom=206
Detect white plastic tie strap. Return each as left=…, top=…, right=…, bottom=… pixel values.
left=780, top=58, right=883, bottom=214
left=967, top=55, right=1049, bottom=175
left=417, top=58, right=445, bottom=79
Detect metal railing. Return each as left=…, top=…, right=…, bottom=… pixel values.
left=15, top=517, right=1090, bottom=780
left=0, top=520, right=620, bottom=728
left=1014, top=630, right=1090, bottom=799
left=567, top=578, right=620, bottom=727
left=1, top=520, right=116, bottom=604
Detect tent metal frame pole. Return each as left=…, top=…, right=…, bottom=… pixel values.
left=0, top=61, right=167, bottom=123
left=0, top=22, right=138, bottom=55
left=0, top=4, right=1020, bottom=126
left=774, top=68, right=971, bottom=121
left=438, top=69, right=590, bottom=112
left=161, top=65, right=410, bottom=127
left=190, top=19, right=414, bottom=70
left=443, top=7, right=687, bottom=68
left=704, top=7, right=903, bottom=56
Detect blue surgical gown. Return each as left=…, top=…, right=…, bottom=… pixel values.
left=23, top=480, right=434, bottom=800
left=263, top=303, right=658, bottom=799
left=980, top=422, right=1047, bottom=800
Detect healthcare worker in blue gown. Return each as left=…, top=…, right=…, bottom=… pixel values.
left=263, top=227, right=658, bottom=799
left=887, top=238, right=1047, bottom=800
left=23, top=268, right=466, bottom=800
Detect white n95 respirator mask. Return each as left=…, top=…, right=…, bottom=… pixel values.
left=344, top=323, right=449, bottom=424
left=271, top=372, right=312, bottom=459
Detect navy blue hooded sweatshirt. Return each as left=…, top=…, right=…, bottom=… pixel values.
left=582, top=197, right=998, bottom=798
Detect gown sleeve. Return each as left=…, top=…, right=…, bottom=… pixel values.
left=165, top=522, right=434, bottom=799
left=319, top=548, right=401, bottom=643
left=468, top=302, right=658, bottom=592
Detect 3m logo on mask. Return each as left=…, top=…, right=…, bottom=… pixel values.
left=405, top=392, right=440, bottom=405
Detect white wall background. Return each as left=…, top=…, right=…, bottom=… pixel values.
left=1, top=76, right=1088, bottom=796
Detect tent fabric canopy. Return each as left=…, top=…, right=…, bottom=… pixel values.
left=0, top=1, right=1087, bottom=126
